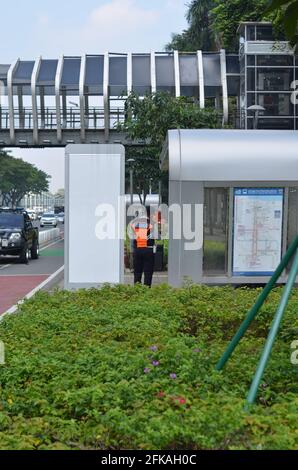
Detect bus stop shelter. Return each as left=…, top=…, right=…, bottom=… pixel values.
left=160, top=129, right=298, bottom=286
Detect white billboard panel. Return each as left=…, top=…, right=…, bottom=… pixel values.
left=65, top=145, right=125, bottom=289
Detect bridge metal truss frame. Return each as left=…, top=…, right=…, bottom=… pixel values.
left=0, top=50, right=232, bottom=148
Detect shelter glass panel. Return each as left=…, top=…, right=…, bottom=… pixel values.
left=256, top=25, right=273, bottom=41
left=132, top=55, right=151, bottom=95
left=247, top=55, right=256, bottom=66
left=202, top=54, right=221, bottom=87
left=61, top=58, right=81, bottom=87
left=85, top=56, right=104, bottom=86
left=257, top=55, right=293, bottom=66
left=179, top=55, right=199, bottom=85
left=156, top=55, right=175, bottom=93
left=247, top=92, right=293, bottom=116
left=203, top=188, right=229, bottom=275
left=37, top=60, right=58, bottom=84
left=14, top=61, right=35, bottom=82
left=256, top=68, right=293, bottom=91
left=288, top=187, right=298, bottom=249
left=109, top=56, right=127, bottom=96
left=226, top=55, right=240, bottom=74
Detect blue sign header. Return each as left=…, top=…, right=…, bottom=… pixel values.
left=234, top=188, right=284, bottom=197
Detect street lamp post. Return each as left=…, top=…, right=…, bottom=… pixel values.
left=158, top=180, right=162, bottom=206
left=149, top=178, right=153, bottom=195
left=127, top=158, right=135, bottom=206
left=247, top=104, right=265, bottom=130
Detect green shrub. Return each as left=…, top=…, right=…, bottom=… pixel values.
left=0, top=284, right=297, bottom=450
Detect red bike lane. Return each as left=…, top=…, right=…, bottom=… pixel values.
left=0, top=275, right=48, bottom=315
left=0, top=238, right=64, bottom=316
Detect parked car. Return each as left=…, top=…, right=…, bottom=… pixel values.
left=0, top=210, right=39, bottom=263
left=57, top=212, right=64, bottom=224
left=40, top=213, right=58, bottom=228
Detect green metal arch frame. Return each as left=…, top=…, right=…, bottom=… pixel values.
left=215, top=234, right=298, bottom=407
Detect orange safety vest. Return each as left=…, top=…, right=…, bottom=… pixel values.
left=133, top=221, right=153, bottom=249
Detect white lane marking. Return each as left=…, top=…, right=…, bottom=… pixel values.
left=0, top=274, right=53, bottom=277
left=1, top=265, right=65, bottom=320
left=0, top=237, right=64, bottom=272
left=40, top=237, right=64, bottom=251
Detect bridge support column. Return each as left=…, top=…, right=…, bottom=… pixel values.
left=174, top=51, right=181, bottom=98
left=55, top=55, right=64, bottom=144
left=104, top=52, right=110, bottom=143
left=79, top=54, right=86, bottom=142
left=7, top=59, right=19, bottom=145
left=220, top=49, right=229, bottom=124
left=150, top=52, right=156, bottom=93
left=197, top=51, right=205, bottom=109
left=31, top=56, right=42, bottom=145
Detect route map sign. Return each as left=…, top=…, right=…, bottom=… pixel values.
left=233, top=188, right=284, bottom=276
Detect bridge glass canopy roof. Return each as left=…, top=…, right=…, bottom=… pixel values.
left=3, top=51, right=238, bottom=97
left=0, top=50, right=238, bottom=147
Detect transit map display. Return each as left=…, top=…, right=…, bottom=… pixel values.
left=233, top=188, right=284, bottom=276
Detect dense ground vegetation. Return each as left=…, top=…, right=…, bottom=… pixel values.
left=0, top=285, right=297, bottom=450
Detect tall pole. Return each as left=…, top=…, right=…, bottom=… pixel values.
left=158, top=180, right=162, bottom=206
left=127, top=158, right=135, bottom=207
left=130, top=167, right=133, bottom=206
left=254, top=110, right=258, bottom=130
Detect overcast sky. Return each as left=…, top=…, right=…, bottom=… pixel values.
left=4, top=0, right=188, bottom=193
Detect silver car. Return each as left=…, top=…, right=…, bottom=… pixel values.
left=57, top=212, right=64, bottom=224
left=40, top=213, right=58, bottom=228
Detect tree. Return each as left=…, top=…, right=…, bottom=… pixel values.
left=165, top=0, right=284, bottom=52
left=211, top=0, right=284, bottom=51
left=0, top=150, right=50, bottom=208
left=166, top=0, right=217, bottom=51
left=126, top=147, right=161, bottom=205
left=118, top=92, right=221, bottom=204
left=267, top=0, right=298, bottom=49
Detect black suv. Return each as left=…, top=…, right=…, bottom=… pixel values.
left=0, top=210, right=39, bottom=264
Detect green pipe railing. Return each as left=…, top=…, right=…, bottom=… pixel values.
left=215, top=234, right=298, bottom=406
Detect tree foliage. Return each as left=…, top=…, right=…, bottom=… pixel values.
left=120, top=92, right=221, bottom=150
left=166, top=1, right=217, bottom=51
left=166, top=0, right=284, bottom=52
left=211, top=0, right=284, bottom=50
left=267, top=0, right=298, bottom=49
left=0, top=150, right=50, bottom=208
left=118, top=92, right=221, bottom=203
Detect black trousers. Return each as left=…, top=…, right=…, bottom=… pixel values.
left=133, top=248, right=155, bottom=287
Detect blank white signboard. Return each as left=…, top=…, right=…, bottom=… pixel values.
left=65, top=145, right=125, bottom=289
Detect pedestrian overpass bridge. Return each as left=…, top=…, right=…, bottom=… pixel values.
left=0, top=51, right=239, bottom=148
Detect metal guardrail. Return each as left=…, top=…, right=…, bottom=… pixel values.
left=39, top=228, right=61, bottom=246
left=0, top=106, right=241, bottom=132
left=0, top=107, right=125, bottom=131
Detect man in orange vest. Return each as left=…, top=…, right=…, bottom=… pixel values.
left=131, top=214, right=156, bottom=287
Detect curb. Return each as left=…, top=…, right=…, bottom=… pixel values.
left=1, top=265, right=65, bottom=320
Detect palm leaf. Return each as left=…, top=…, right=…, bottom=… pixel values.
left=284, top=1, right=298, bottom=36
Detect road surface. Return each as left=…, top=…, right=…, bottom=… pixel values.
left=0, top=237, right=64, bottom=315
left=33, top=220, right=64, bottom=232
